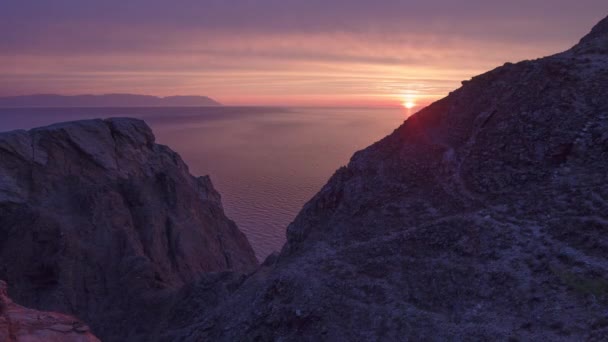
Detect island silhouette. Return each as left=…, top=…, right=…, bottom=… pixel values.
left=0, top=94, right=221, bottom=107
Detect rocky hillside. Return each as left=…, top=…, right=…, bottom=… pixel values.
left=0, top=118, right=257, bottom=340
left=161, top=15, right=608, bottom=341
left=1, top=280, right=100, bottom=342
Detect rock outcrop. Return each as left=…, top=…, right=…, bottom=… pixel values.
left=160, top=15, right=608, bottom=341
left=0, top=280, right=99, bottom=342
left=0, top=118, right=257, bottom=340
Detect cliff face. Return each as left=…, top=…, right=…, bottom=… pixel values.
left=163, top=15, right=608, bottom=341
left=0, top=280, right=100, bottom=342
left=0, top=118, right=257, bottom=340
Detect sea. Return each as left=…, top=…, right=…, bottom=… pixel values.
left=0, top=106, right=407, bottom=260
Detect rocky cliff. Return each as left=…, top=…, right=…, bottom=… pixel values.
left=161, top=15, right=608, bottom=341
left=0, top=118, right=257, bottom=340
left=0, top=280, right=100, bottom=342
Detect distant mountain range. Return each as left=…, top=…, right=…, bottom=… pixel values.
left=0, top=94, right=221, bottom=107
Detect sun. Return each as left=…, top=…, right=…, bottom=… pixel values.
left=403, top=100, right=416, bottom=109
left=401, top=92, right=417, bottom=109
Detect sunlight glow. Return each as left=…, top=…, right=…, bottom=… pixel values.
left=402, top=91, right=418, bottom=109
left=403, top=100, right=416, bottom=109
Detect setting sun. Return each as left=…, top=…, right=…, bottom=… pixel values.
left=403, top=100, right=416, bottom=109
left=402, top=92, right=417, bottom=109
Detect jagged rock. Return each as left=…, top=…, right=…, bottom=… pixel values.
left=161, top=15, right=608, bottom=341
left=0, top=280, right=100, bottom=342
left=578, top=15, right=608, bottom=46
left=0, top=118, right=257, bottom=341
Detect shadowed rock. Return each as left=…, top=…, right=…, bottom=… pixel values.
left=0, top=280, right=100, bottom=342
left=0, top=118, right=257, bottom=341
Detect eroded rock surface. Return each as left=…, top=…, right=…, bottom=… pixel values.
left=162, top=15, right=608, bottom=341
left=0, top=118, right=257, bottom=341
left=0, top=280, right=100, bottom=342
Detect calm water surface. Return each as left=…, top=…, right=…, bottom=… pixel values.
left=0, top=107, right=406, bottom=259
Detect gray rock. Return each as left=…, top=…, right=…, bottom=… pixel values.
left=0, top=280, right=100, bottom=342
left=0, top=118, right=258, bottom=341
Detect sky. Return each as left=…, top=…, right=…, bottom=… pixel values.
left=1, top=1, right=607, bottom=107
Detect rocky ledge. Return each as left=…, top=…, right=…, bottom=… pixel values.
left=0, top=118, right=257, bottom=341
left=0, top=280, right=99, bottom=342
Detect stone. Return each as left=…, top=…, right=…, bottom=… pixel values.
left=0, top=118, right=258, bottom=341
left=0, top=280, right=100, bottom=342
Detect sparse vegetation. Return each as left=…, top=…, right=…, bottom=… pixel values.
left=551, top=266, right=608, bottom=299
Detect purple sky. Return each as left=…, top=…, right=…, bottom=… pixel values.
left=1, top=1, right=606, bottom=106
